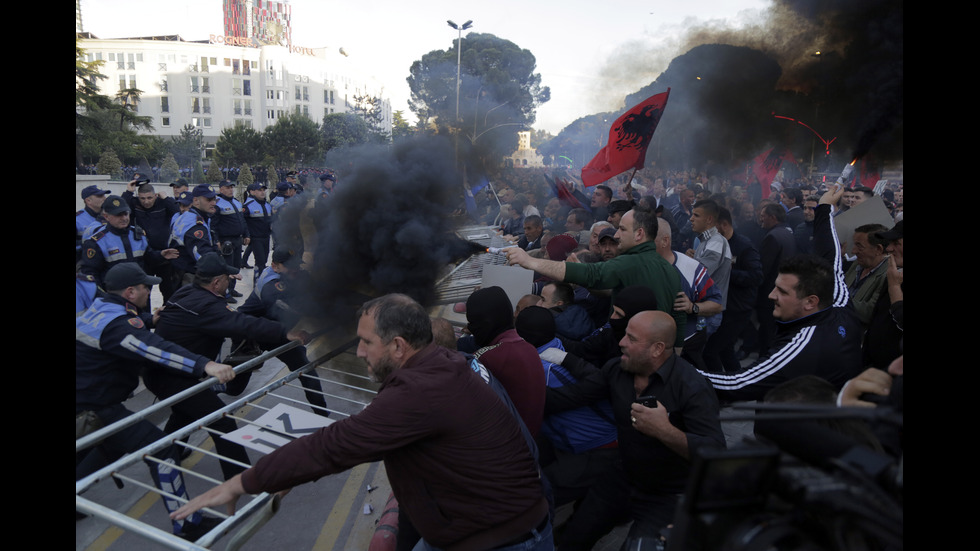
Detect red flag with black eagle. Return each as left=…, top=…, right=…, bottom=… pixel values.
left=581, top=89, right=670, bottom=187
left=752, top=147, right=797, bottom=199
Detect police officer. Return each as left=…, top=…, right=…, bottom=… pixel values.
left=146, top=253, right=262, bottom=483
left=76, top=184, right=109, bottom=260
left=213, top=180, right=250, bottom=301
left=122, top=182, right=181, bottom=301
left=270, top=181, right=292, bottom=214
left=317, top=171, right=336, bottom=200
left=170, top=184, right=219, bottom=285
left=157, top=252, right=328, bottom=417
left=285, top=170, right=302, bottom=194
left=170, top=177, right=190, bottom=199
left=76, top=263, right=233, bottom=540
left=80, top=195, right=179, bottom=297
left=241, top=183, right=273, bottom=278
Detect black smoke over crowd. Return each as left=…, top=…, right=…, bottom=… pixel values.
left=596, top=0, right=903, bottom=171
left=272, top=136, right=484, bottom=324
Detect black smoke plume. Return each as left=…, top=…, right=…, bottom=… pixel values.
left=271, top=136, right=483, bottom=325
left=582, top=0, right=902, bottom=170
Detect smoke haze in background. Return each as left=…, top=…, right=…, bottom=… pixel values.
left=588, top=0, right=902, bottom=167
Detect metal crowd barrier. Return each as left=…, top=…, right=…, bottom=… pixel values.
left=77, top=226, right=506, bottom=550
left=76, top=334, right=371, bottom=550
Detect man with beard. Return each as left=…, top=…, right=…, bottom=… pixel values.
left=465, top=286, right=547, bottom=437
left=172, top=293, right=553, bottom=551
left=507, top=207, right=686, bottom=348
left=597, top=227, right=620, bottom=261
left=542, top=310, right=725, bottom=551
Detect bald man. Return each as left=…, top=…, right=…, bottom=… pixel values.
left=542, top=310, right=725, bottom=550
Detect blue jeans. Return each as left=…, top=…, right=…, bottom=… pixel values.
left=412, top=517, right=554, bottom=551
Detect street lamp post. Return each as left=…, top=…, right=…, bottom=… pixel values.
left=447, top=19, right=472, bottom=175
left=447, top=20, right=473, bottom=126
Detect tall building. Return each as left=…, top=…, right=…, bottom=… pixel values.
left=77, top=33, right=391, bottom=164
left=224, top=0, right=292, bottom=47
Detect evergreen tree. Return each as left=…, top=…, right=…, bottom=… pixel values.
left=97, top=149, right=123, bottom=179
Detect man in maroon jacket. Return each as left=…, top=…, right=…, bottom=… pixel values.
left=172, top=293, right=552, bottom=551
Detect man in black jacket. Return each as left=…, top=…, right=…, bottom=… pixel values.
left=543, top=310, right=725, bottom=550
left=698, top=186, right=864, bottom=403
left=703, top=207, right=763, bottom=373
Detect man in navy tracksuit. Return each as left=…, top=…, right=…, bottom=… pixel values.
left=698, top=186, right=863, bottom=402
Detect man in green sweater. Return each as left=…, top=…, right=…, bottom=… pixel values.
left=507, top=207, right=686, bottom=348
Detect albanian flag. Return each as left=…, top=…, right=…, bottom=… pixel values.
left=753, top=147, right=797, bottom=199
left=581, top=89, right=670, bottom=187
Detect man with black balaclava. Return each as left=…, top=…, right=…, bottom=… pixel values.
left=465, top=286, right=546, bottom=437
left=558, top=285, right=660, bottom=369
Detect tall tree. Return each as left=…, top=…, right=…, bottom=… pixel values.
left=114, top=88, right=153, bottom=132
left=263, top=112, right=322, bottom=168
left=169, top=124, right=204, bottom=168
left=351, top=93, right=390, bottom=142
left=320, top=112, right=376, bottom=152
left=96, top=149, right=123, bottom=179
left=76, top=38, right=112, bottom=169
left=407, top=33, right=550, bottom=174
left=392, top=110, right=414, bottom=142
left=214, top=126, right=265, bottom=167
left=159, top=153, right=181, bottom=183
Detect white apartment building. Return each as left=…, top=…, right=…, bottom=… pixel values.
left=77, top=33, right=392, bottom=160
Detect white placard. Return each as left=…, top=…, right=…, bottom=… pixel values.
left=482, top=263, right=535, bottom=310
left=223, top=403, right=334, bottom=454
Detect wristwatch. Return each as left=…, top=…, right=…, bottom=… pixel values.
left=691, top=303, right=700, bottom=315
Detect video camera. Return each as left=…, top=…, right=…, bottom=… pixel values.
left=665, top=402, right=903, bottom=551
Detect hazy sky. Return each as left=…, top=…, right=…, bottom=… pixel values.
left=79, top=0, right=770, bottom=134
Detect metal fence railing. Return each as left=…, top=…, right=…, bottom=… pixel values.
left=77, top=334, right=372, bottom=550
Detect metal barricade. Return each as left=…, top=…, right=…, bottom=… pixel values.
left=433, top=225, right=511, bottom=306
left=76, top=333, right=374, bottom=550
left=77, top=227, right=506, bottom=549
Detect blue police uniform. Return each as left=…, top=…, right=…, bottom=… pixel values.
left=75, top=293, right=212, bottom=534
left=214, top=193, right=249, bottom=293
left=169, top=207, right=217, bottom=275
left=243, top=196, right=273, bottom=274
left=76, top=273, right=99, bottom=317
left=228, top=268, right=329, bottom=416
left=76, top=207, right=104, bottom=259
left=80, top=224, right=161, bottom=289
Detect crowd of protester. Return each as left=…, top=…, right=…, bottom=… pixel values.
left=76, top=162, right=903, bottom=549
